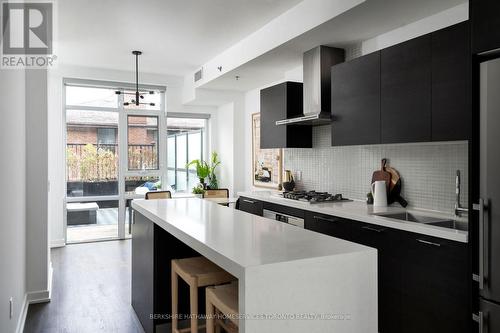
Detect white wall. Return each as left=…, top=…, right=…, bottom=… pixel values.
left=25, top=69, right=50, bottom=302
left=215, top=103, right=235, bottom=194
left=48, top=65, right=219, bottom=247
left=0, top=70, right=27, bottom=333
left=362, top=3, right=468, bottom=55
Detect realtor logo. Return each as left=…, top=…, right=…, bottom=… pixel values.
left=2, top=2, right=52, bottom=54
left=1, top=2, right=56, bottom=68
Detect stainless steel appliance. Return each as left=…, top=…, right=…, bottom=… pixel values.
left=275, top=46, right=344, bottom=126
left=281, top=190, right=352, bottom=203
left=263, top=209, right=304, bottom=228
left=473, top=56, right=500, bottom=331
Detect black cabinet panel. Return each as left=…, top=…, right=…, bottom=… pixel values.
left=400, top=233, right=469, bottom=333
left=350, top=222, right=403, bottom=333
left=304, top=211, right=351, bottom=241
left=261, top=83, right=287, bottom=148
left=332, top=51, right=381, bottom=146
left=471, top=0, right=500, bottom=54
left=479, top=299, right=500, bottom=332
left=237, top=197, right=263, bottom=216
left=260, top=82, right=311, bottom=148
left=305, top=209, right=470, bottom=333
left=381, top=35, right=432, bottom=143
left=132, top=213, right=200, bottom=333
left=431, top=21, right=471, bottom=141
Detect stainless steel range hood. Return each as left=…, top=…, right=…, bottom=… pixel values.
left=276, top=46, right=344, bottom=126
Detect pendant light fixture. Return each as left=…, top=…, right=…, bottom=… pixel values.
left=116, top=50, right=155, bottom=107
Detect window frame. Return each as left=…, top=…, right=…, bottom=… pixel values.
left=63, top=78, right=166, bottom=242
left=166, top=114, right=210, bottom=192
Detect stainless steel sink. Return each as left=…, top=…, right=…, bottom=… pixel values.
left=376, top=212, right=468, bottom=231
left=376, top=212, right=449, bottom=224
left=426, top=220, right=469, bottom=231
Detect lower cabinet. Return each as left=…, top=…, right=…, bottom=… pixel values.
left=305, top=214, right=470, bottom=333
left=304, top=211, right=352, bottom=241
left=350, top=221, right=403, bottom=333
left=237, top=197, right=264, bottom=216
left=399, top=233, right=469, bottom=333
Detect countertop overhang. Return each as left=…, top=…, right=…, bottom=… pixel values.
left=131, top=197, right=375, bottom=278
left=237, top=191, right=468, bottom=243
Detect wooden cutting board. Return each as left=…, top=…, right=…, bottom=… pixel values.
left=371, top=158, right=391, bottom=191
left=385, top=165, right=400, bottom=192
left=385, top=164, right=408, bottom=207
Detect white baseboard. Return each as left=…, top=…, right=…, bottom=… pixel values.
left=16, top=262, right=54, bottom=331
left=28, top=262, right=53, bottom=303
left=15, top=294, right=29, bottom=333
left=51, top=238, right=66, bottom=248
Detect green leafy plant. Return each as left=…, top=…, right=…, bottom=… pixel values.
left=186, top=159, right=210, bottom=183
left=208, top=151, right=221, bottom=189
left=192, top=186, right=205, bottom=195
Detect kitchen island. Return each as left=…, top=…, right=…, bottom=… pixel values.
left=131, top=197, right=377, bottom=333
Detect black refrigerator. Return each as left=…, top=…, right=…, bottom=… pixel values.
left=473, top=56, right=500, bottom=332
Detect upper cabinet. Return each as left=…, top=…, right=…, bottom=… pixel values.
left=471, top=0, right=500, bottom=54
left=260, top=82, right=312, bottom=149
left=381, top=35, right=432, bottom=144
left=331, top=22, right=471, bottom=146
left=431, top=21, right=471, bottom=141
left=332, top=51, right=381, bottom=146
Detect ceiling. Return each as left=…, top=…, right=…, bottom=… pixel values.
left=56, top=0, right=303, bottom=76
left=202, top=0, right=468, bottom=91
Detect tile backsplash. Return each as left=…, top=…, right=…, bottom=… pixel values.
left=284, top=126, right=468, bottom=214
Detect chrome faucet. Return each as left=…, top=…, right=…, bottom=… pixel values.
left=455, top=170, right=468, bottom=217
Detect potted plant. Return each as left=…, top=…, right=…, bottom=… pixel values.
left=187, top=159, right=210, bottom=188
left=192, top=185, right=205, bottom=198
left=208, top=151, right=221, bottom=189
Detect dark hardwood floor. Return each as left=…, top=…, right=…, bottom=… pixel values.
left=24, top=240, right=145, bottom=333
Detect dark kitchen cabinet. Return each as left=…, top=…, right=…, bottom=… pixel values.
left=399, top=233, right=469, bottom=333
left=331, top=51, right=381, bottom=146
left=381, top=35, right=432, bottom=143
left=237, top=197, right=263, bottom=216
left=305, top=210, right=470, bottom=333
left=350, top=222, right=403, bottom=333
left=260, top=82, right=312, bottom=148
left=304, top=211, right=351, bottom=241
left=431, top=21, right=471, bottom=141
left=471, top=0, right=500, bottom=54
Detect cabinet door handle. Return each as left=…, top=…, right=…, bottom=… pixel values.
left=472, top=311, right=484, bottom=333
left=416, top=239, right=441, bottom=247
left=243, top=199, right=257, bottom=204
left=473, top=198, right=486, bottom=290
left=313, top=215, right=336, bottom=223
left=362, top=226, right=385, bottom=233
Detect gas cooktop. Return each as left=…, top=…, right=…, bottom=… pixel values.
left=281, top=191, right=352, bottom=203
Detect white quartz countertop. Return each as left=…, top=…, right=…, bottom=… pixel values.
left=131, top=197, right=374, bottom=278
left=238, top=191, right=468, bottom=243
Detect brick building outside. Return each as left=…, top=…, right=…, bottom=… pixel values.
left=66, top=111, right=158, bottom=181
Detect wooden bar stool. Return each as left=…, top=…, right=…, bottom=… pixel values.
left=171, top=257, right=235, bottom=333
left=202, top=189, right=229, bottom=199
left=206, top=282, right=239, bottom=333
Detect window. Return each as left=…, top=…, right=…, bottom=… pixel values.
left=64, top=79, right=166, bottom=243
left=167, top=117, right=207, bottom=192
left=127, top=116, right=159, bottom=170
left=66, top=86, right=118, bottom=108
left=97, top=128, right=117, bottom=145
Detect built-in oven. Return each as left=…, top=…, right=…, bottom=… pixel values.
left=263, top=209, right=305, bottom=228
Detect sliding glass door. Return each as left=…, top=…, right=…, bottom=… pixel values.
left=64, top=81, right=165, bottom=243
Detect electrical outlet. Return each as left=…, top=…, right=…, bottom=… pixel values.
left=9, top=297, right=13, bottom=319
left=295, top=171, right=302, bottom=181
